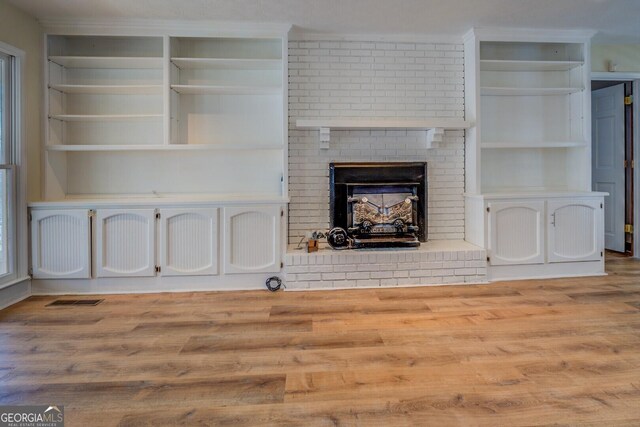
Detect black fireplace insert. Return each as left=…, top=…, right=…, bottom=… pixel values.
left=329, top=162, right=427, bottom=249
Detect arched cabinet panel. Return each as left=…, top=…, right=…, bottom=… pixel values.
left=159, top=208, right=218, bottom=276
left=30, top=209, right=91, bottom=279
left=488, top=201, right=545, bottom=266
left=223, top=205, right=281, bottom=274
left=96, top=209, right=156, bottom=277
left=548, top=199, right=603, bottom=263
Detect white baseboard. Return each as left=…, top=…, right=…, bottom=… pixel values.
left=0, top=278, right=31, bottom=310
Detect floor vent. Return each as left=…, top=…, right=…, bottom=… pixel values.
left=46, top=299, right=104, bottom=307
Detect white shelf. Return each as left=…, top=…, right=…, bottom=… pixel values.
left=480, top=86, right=584, bottom=96
left=480, top=60, right=583, bottom=72
left=46, top=144, right=284, bottom=152
left=171, top=57, right=281, bottom=70
left=296, top=118, right=471, bottom=130
left=49, top=84, right=163, bottom=95
left=481, top=141, right=587, bottom=149
left=49, top=56, right=163, bottom=69
left=481, top=87, right=584, bottom=96
left=297, top=118, right=471, bottom=149
left=171, top=84, right=281, bottom=95
left=49, top=114, right=163, bottom=122
left=29, top=194, right=289, bottom=208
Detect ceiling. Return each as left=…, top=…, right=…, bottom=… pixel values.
left=9, top=0, right=640, bottom=43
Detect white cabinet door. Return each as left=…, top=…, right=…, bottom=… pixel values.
left=159, top=208, right=218, bottom=276
left=548, top=199, right=603, bottom=263
left=223, top=205, right=281, bottom=274
left=96, top=209, right=156, bottom=277
left=488, top=201, right=545, bottom=266
left=30, top=209, right=91, bottom=279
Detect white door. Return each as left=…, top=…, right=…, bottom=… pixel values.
left=223, top=205, right=281, bottom=274
left=96, top=209, right=156, bottom=277
left=548, top=199, right=603, bottom=263
left=30, top=209, right=91, bottom=279
left=488, top=201, right=545, bottom=266
left=159, top=208, right=218, bottom=276
left=592, top=84, right=625, bottom=252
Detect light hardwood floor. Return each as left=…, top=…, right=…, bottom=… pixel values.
left=1, top=253, right=640, bottom=426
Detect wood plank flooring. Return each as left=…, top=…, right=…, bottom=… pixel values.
left=1, top=253, right=640, bottom=426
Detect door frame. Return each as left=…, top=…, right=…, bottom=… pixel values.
left=592, top=73, right=640, bottom=258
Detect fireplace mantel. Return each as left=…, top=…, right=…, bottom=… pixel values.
left=296, top=118, right=472, bottom=149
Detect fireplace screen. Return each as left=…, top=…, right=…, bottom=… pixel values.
left=329, top=162, right=427, bottom=249
left=351, top=185, right=416, bottom=234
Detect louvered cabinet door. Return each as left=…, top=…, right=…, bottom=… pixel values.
left=30, top=209, right=91, bottom=279
left=159, top=208, right=218, bottom=276
left=548, top=199, right=603, bottom=263
left=95, top=209, right=156, bottom=277
left=488, top=201, right=545, bottom=266
left=223, top=205, right=281, bottom=274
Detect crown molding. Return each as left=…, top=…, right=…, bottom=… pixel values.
left=40, top=18, right=292, bottom=38
left=288, top=30, right=462, bottom=44
left=468, top=27, right=596, bottom=43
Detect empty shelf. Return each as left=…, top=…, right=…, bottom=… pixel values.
left=49, top=114, right=163, bottom=122
left=171, top=57, right=281, bottom=70
left=49, top=56, right=163, bottom=69
left=49, top=84, right=162, bottom=95
left=480, top=60, right=584, bottom=72
left=171, top=84, right=281, bottom=95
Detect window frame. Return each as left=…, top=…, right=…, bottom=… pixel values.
left=0, top=41, right=27, bottom=290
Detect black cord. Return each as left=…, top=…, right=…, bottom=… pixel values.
left=266, top=276, right=283, bottom=292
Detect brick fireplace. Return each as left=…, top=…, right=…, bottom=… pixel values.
left=285, top=38, right=486, bottom=289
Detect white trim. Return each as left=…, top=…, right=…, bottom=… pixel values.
left=592, top=72, right=640, bottom=81
left=590, top=76, right=640, bottom=258
left=40, top=18, right=291, bottom=38
left=289, top=31, right=462, bottom=44
left=0, top=276, right=31, bottom=291
left=0, top=277, right=30, bottom=310
left=467, top=27, right=595, bottom=43
left=634, top=80, right=640, bottom=258
left=0, top=42, right=28, bottom=289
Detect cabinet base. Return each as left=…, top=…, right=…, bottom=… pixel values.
left=488, top=260, right=605, bottom=282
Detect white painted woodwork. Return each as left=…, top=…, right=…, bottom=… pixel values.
left=95, top=209, right=156, bottom=277
left=30, top=209, right=91, bottom=279
left=547, top=199, right=603, bottom=263
left=223, top=205, right=281, bottom=274
left=488, top=201, right=545, bottom=266
left=592, top=84, right=626, bottom=252
left=159, top=208, right=218, bottom=276
left=43, top=32, right=288, bottom=201
left=295, top=118, right=471, bottom=148
left=464, top=30, right=592, bottom=195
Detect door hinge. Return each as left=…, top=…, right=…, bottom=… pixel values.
left=601, top=251, right=604, bottom=257
left=155, top=209, right=161, bottom=219
left=625, top=224, right=634, bottom=233
left=486, top=207, right=490, bottom=213
left=28, top=267, right=33, bottom=277
left=28, top=212, right=32, bottom=221
left=281, top=209, right=284, bottom=217
left=486, top=256, right=490, bottom=262
left=88, top=209, right=96, bottom=217
left=600, top=203, right=603, bottom=209
left=624, top=95, right=633, bottom=105
left=624, top=159, right=629, bottom=168
left=280, top=262, right=284, bottom=269
left=155, top=265, right=161, bottom=273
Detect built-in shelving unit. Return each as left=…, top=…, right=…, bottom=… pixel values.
left=43, top=32, right=288, bottom=201
left=466, top=37, right=590, bottom=194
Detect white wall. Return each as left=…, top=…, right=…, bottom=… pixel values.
left=592, top=44, right=640, bottom=73
left=0, top=0, right=43, bottom=202
left=288, top=39, right=465, bottom=243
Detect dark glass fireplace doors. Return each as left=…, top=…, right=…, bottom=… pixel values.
left=329, top=162, right=427, bottom=243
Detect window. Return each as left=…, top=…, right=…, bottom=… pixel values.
left=0, top=50, right=17, bottom=283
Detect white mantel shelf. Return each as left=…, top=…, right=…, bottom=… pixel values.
left=296, top=118, right=471, bottom=149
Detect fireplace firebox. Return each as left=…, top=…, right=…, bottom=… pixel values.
left=329, top=162, right=427, bottom=249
